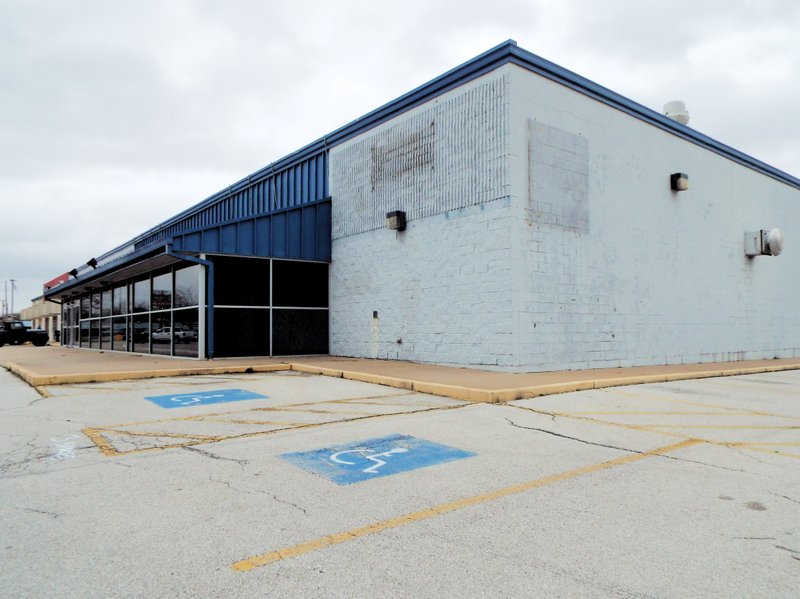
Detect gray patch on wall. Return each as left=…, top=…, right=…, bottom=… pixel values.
left=529, top=121, right=589, bottom=233
left=330, top=74, right=509, bottom=239
left=370, top=122, right=435, bottom=191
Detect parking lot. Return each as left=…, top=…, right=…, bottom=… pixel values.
left=1, top=367, right=798, bottom=597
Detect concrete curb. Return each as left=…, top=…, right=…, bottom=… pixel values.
left=4, top=359, right=799, bottom=402
left=3, top=362, right=291, bottom=387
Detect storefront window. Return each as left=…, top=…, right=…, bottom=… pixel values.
left=132, top=314, right=149, bottom=353
left=173, top=308, right=199, bottom=358
left=112, top=317, right=128, bottom=352
left=133, top=278, right=150, bottom=312
left=113, top=285, right=128, bottom=316
left=152, top=272, right=172, bottom=311
left=101, top=291, right=112, bottom=317
left=151, top=312, right=171, bottom=355
left=174, top=265, right=200, bottom=308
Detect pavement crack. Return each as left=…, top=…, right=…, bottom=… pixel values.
left=723, top=445, right=769, bottom=465
left=770, top=492, right=800, bottom=505
left=17, top=507, right=63, bottom=518
left=775, top=544, right=800, bottom=555
left=732, top=536, right=776, bottom=540
left=504, top=417, right=640, bottom=454
left=503, top=417, right=745, bottom=473
left=207, top=475, right=307, bottom=514
left=182, top=446, right=249, bottom=466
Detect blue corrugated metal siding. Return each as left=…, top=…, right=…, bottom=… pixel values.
left=170, top=199, right=331, bottom=262
left=89, top=40, right=799, bottom=275
left=135, top=153, right=329, bottom=253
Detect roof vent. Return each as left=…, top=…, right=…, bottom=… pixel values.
left=663, top=100, right=690, bottom=125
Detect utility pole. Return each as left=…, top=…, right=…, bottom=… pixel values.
left=10, top=279, right=15, bottom=316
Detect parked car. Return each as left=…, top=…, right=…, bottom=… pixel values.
left=152, top=326, right=195, bottom=343
left=0, top=321, right=49, bottom=347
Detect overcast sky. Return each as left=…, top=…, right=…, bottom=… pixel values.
left=1, top=0, right=798, bottom=311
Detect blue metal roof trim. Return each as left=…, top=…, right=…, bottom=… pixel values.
left=44, top=243, right=169, bottom=298
left=115, top=40, right=516, bottom=260
left=97, top=40, right=799, bottom=263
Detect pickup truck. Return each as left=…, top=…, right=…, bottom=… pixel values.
left=0, top=321, right=49, bottom=347
left=152, top=326, right=197, bottom=343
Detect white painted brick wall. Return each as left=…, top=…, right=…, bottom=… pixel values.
left=329, top=61, right=799, bottom=371
left=507, top=64, right=800, bottom=370
left=330, top=71, right=514, bottom=366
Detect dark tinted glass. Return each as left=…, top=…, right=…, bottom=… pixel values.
left=113, top=285, right=128, bottom=315
left=132, top=314, right=149, bottom=353
left=91, top=294, right=101, bottom=318
left=211, top=256, right=269, bottom=306
left=175, top=265, right=200, bottom=308
left=112, top=317, right=128, bottom=352
left=173, top=308, right=199, bottom=358
left=133, top=278, right=150, bottom=312
left=80, top=321, right=89, bottom=346
left=89, top=320, right=100, bottom=349
left=80, top=297, right=90, bottom=319
left=272, top=309, right=329, bottom=355
left=101, top=291, right=112, bottom=317
left=272, top=261, right=328, bottom=307
left=151, top=312, right=171, bottom=355
left=214, top=308, right=269, bottom=357
left=152, top=271, right=172, bottom=311
left=100, top=318, right=112, bottom=349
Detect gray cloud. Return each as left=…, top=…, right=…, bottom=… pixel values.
left=1, top=0, right=798, bottom=307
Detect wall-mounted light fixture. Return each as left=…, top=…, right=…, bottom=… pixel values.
left=670, top=172, right=689, bottom=192
left=745, top=228, right=784, bottom=257
left=386, top=210, right=407, bottom=232
left=68, top=268, right=79, bottom=278
left=86, top=258, right=98, bottom=269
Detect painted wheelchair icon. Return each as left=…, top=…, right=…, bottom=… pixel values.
left=329, top=446, right=410, bottom=474
left=281, top=434, right=476, bottom=484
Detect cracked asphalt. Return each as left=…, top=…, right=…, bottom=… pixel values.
left=1, top=367, right=799, bottom=597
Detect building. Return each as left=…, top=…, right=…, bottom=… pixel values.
left=19, top=297, right=60, bottom=343
left=44, top=40, right=799, bottom=371
left=19, top=274, right=69, bottom=342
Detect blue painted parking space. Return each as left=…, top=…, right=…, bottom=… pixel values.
left=144, top=388, right=268, bottom=409
left=280, top=434, right=476, bottom=484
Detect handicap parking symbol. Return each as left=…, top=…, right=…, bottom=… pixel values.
left=281, top=434, right=476, bottom=484
left=144, top=388, right=267, bottom=409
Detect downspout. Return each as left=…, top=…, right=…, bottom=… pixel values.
left=165, top=245, right=215, bottom=359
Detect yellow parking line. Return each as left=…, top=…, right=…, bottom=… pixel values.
left=82, top=428, right=118, bottom=456
left=640, top=424, right=799, bottom=430
left=731, top=442, right=800, bottom=447
left=205, top=419, right=307, bottom=426
left=232, top=439, right=701, bottom=572
left=101, top=429, right=224, bottom=440
left=564, top=411, right=738, bottom=416
left=86, top=403, right=470, bottom=456
left=601, top=389, right=800, bottom=421
left=254, top=408, right=375, bottom=416
left=742, top=447, right=800, bottom=460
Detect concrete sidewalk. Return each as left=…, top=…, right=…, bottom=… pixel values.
left=2, top=344, right=799, bottom=402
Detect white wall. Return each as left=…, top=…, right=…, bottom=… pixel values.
left=329, top=62, right=799, bottom=371
left=329, top=70, right=515, bottom=366
left=507, top=64, right=800, bottom=370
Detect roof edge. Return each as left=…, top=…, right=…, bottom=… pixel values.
left=507, top=45, right=800, bottom=189
left=95, top=40, right=799, bottom=264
